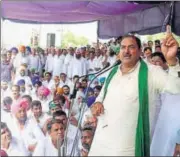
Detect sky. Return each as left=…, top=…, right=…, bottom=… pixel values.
left=1, top=20, right=99, bottom=49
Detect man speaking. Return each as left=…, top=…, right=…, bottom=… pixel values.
left=88, top=25, right=180, bottom=156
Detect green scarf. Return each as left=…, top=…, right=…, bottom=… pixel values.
left=103, top=59, right=150, bottom=156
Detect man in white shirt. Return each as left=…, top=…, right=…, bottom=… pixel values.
left=33, top=119, right=79, bottom=156
left=79, top=127, right=94, bottom=157
left=53, top=110, right=80, bottom=141
left=11, top=85, right=22, bottom=106
left=29, top=100, right=50, bottom=129
left=93, top=48, right=103, bottom=72
left=71, top=49, right=87, bottom=78
left=14, top=65, right=32, bottom=87
left=59, top=73, right=72, bottom=88
left=1, top=122, right=29, bottom=156
left=87, top=51, right=95, bottom=74
left=52, top=48, right=65, bottom=77
left=42, top=72, right=54, bottom=90
left=29, top=48, right=41, bottom=73
left=1, top=81, right=11, bottom=102
left=13, top=45, right=30, bottom=72
left=89, top=26, right=180, bottom=156
left=8, top=99, right=45, bottom=156
left=45, top=47, right=55, bottom=73
left=63, top=47, right=74, bottom=79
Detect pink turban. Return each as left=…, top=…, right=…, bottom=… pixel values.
left=38, top=86, right=50, bottom=97
left=1, top=150, right=8, bottom=157
left=11, top=99, right=29, bottom=114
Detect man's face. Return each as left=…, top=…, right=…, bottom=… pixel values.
left=144, top=49, right=152, bottom=58
left=56, top=49, right=61, bottom=56
left=81, top=130, right=93, bottom=149
left=7, top=52, right=11, bottom=60
left=54, top=77, right=60, bottom=84
left=148, top=41, right=153, bottom=48
left=151, top=56, right=164, bottom=68
left=94, top=88, right=100, bottom=97
left=50, top=123, right=65, bottom=142
left=155, top=47, right=161, bottom=52
left=60, top=74, right=66, bottom=82
left=54, top=115, right=67, bottom=128
left=50, top=47, right=55, bottom=55
left=89, top=52, right=94, bottom=59
left=1, top=127, right=12, bottom=144
left=81, top=81, right=87, bottom=89
left=45, top=74, right=51, bottom=81
left=95, top=49, right=101, bottom=57
left=75, top=54, right=81, bottom=59
left=63, top=87, right=70, bottom=95
left=1, top=83, right=8, bottom=90
left=119, top=37, right=141, bottom=66
left=15, top=107, right=27, bottom=124
left=68, top=48, right=74, bottom=55
left=12, top=87, right=20, bottom=98
left=20, top=69, right=26, bottom=76
left=50, top=106, right=62, bottom=115
left=31, top=48, right=36, bottom=55
left=32, top=105, right=42, bottom=118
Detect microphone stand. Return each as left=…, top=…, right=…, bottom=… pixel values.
left=63, top=63, right=111, bottom=155
left=70, top=60, right=121, bottom=156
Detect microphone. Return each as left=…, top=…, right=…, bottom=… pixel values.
left=69, top=60, right=121, bottom=156
left=70, top=61, right=111, bottom=100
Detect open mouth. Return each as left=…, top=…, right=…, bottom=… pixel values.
left=124, top=54, right=132, bottom=59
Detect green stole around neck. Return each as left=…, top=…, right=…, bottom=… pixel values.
left=103, top=59, right=150, bottom=156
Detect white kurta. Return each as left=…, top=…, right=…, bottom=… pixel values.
left=71, top=57, right=87, bottom=78
left=33, top=136, right=79, bottom=156
left=6, top=116, right=45, bottom=155
left=89, top=61, right=180, bottom=156
left=63, top=54, right=74, bottom=79
left=29, top=55, right=41, bottom=73
left=2, top=137, right=29, bottom=156
left=14, top=75, right=32, bottom=86
left=45, top=54, right=54, bottom=73
left=13, top=54, right=30, bottom=70
left=52, top=55, right=65, bottom=77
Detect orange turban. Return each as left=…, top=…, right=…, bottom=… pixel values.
left=19, top=45, right=26, bottom=53
left=56, top=87, right=63, bottom=95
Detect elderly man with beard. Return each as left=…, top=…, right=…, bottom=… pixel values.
left=14, top=65, right=32, bottom=87
left=71, top=48, right=87, bottom=78
left=1, top=122, right=28, bottom=156
left=33, top=119, right=79, bottom=156
left=6, top=99, right=45, bottom=156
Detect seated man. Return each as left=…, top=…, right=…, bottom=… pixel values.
left=29, top=100, right=50, bottom=129
left=151, top=52, right=168, bottom=71
left=79, top=127, right=94, bottom=157
left=1, top=122, right=28, bottom=156
left=33, top=119, right=79, bottom=156
left=53, top=110, right=80, bottom=140
left=7, top=99, right=45, bottom=156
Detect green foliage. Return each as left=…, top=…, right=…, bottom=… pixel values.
left=61, top=31, right=89, bottom=48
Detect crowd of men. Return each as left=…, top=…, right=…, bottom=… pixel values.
left=1, top=36, right=180, bottom=156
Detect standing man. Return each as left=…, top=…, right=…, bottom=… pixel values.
left=89, top=26, right=180, bottom=156
left=52, top=48, right=65, bottom=77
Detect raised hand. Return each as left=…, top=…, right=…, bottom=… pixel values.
left=161, top=25, right=179, bottom=65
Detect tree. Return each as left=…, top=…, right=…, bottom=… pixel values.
left=61, top=31, right=89, bottom=48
